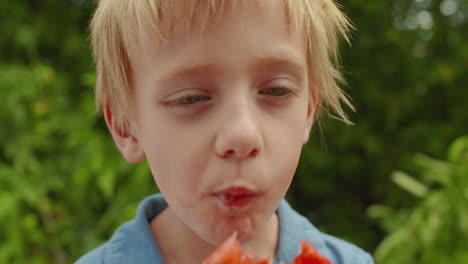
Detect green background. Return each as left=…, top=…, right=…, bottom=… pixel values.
left=1, top=0, right=467, bottom=263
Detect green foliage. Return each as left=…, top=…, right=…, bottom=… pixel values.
left=292, top=0, right=468, bottom=251
left=0, top=0, right=467, bottom=263
left=0, top=1, right=156, bottom=263
left=0, top=59, right=155, bottom=263
left=368, top=136, right=468, bottom=263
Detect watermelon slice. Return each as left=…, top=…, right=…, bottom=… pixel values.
left=203, top=233, right=331, bottom=264
left=290, top=240, right=332, bottom=264
left=202, top=233, right=271, bottom=264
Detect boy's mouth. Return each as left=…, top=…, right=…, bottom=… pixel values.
left=212, top=186, right=261, bottom=207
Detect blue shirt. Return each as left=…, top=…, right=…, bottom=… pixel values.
left=75, top=194, right=373, bottom=264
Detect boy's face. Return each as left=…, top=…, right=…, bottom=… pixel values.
left=112, top=2, right=315, bottom=245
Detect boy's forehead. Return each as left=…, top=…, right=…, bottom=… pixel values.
left=131, top=1, right=307, bottom=77
left=132, top=1, right=294, bottom=59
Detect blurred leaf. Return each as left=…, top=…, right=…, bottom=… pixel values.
left=448, top=136, right=468, bottom=163
left=391, top=170, right=428, bottom=197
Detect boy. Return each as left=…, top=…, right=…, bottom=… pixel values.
left=77, top=0, right=373, bottom=263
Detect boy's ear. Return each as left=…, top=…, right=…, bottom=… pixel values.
left=104, top=104, right=146, bottom=163
left=303, top=87, right=317, bottom=145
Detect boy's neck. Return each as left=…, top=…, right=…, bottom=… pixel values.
left=150, top=207, right=279, bottom=263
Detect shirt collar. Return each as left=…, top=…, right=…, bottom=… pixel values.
left=106, top=194, right=329, bottom=264
left=275, top=199, right=329, bottom=263
left=104, top=194, right=166, bottom=264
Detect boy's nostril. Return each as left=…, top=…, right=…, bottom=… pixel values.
left=249, top=149, right=258, bottom=158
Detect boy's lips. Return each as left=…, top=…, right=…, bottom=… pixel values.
left=212, top=186, right=261, bottom=207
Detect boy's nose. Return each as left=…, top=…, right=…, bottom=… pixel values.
left=214, top=103, right=263, bottom=161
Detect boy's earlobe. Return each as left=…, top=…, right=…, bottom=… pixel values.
left=104, top=104, right=146, bottom=163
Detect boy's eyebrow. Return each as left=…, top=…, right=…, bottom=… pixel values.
left=157, top=53, right=307, bottom=85
left=157, top=63, right=220, bottom=84
left=250, top=54, right=307, bottom=78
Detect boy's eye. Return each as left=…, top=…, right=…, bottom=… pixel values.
left=260, top=87, right=291, bottom=97
left=177, top=95, right=211, bottom=105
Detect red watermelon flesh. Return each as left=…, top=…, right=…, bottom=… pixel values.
left=203, top=233, right=331, bottom=264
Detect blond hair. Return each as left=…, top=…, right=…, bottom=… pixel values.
left=90, top=0, right=355, bottom=132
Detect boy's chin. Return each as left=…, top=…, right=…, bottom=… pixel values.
left=201, top=215, right=268, bottom=246
left=205, top=228, right=256, bottom=247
